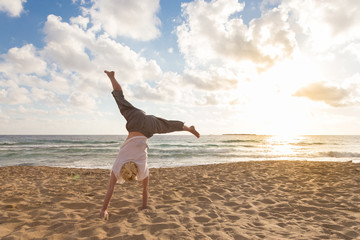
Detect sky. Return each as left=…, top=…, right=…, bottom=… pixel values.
left=0, top=0, right=360, bottom=135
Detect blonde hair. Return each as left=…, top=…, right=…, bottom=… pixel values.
left=120, top=162, right=138, bottom=182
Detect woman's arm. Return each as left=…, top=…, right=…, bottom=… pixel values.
left=100, top=171, right=117, bottom=220
left=142, top=176, right=149, bottom=210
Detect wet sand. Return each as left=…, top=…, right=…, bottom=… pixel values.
left=1, top=161, right=360, bottom=239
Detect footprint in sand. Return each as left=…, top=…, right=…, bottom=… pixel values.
left=226, top=215, right=240, bottom=221
left=261, top=198, right=275, bottom=204
left=149, top=223, right=180, bottom=235
left=207, top=213, right=219, bottom=219
left=61, top=202, right=94, bottom=209
left=194, top=216, right=211, bottom=223
left=197, top=196, right=212, bottom=203
left=209, top=193, right=225, bottom=201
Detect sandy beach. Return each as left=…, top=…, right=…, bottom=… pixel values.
left=1, top=161, right=359, bottom=239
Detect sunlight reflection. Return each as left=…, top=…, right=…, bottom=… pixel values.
left=266, top=135, right=305, bottom=157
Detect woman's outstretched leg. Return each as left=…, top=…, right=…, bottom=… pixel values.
left=105, top=70, right=200, bottom=138
left=146, top=117, right=200, bottom=138
left=105, top=70, right=122, bottom=91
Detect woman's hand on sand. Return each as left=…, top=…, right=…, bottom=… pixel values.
left=100, top=209, right=109, bottom=220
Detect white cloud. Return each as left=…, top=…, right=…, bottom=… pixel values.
left=261, top=0, right=281, bottom=11
left=70, top=15, right=89, bottom=30
left=0, top=86, right=31, bottom=105
left=0, top=8, right=174, bottom=110
left=12, top=73, right=70, bottom=97
left=68, top=91, right=97, bottom=109
left=41, top=14, right=166, bottom=97
left=72, top=0, right=87, bottom=5
left=48, top=74, right=71, bottom=94
left=0, top=107, right=9, bottom=120
left=196, top=92, right=220, bottom=105
left=86, top=0, right=161, bottom=41
left=294, top=80, right=360, bottom=107
left=42, top=15, right=94, bottom=73
left=0, top=88, right=7, bottom=101
left=0, top=1, right=200, bottom=119
left=156, top=72, right=184, bottom=102
left=0, top=44, right=47, bottom=76
left=183, top=66, right=238, bottom=91
left=31, top=87, right=62, bottom=105
left=282, top=0, right=360, bottom=51
left=177, top=0, right=297, bottom=71
left=174, top=0, right=299, bottom=100
left=0, top=0, right=26, bottom=17
left=17, top=105, right=48, bottom=115
left=125, top=71, right=184, bottom=102
left=131, top=83, right=164, bottom=101
left=344, top=42, right=360, bottom=62
left=175, top=0, right=360, bottom=111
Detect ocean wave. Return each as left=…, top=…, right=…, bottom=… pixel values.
left=0, top=143, right=119, bottom=150
left=0, top=152, right=18, bottom=158
left=16, top=162, right=36, bottom=166
left=221, top=140, right=259, bottom=143
left=152, top=144, right=245, bottom=150
left=290, top=142, right=326, bottom=146
left=0, top=142, right=18, bottom=146
left=0, top=140, right=119, bottom=146
left=53, top=148, right=114, bottom=154
left=240, top=145, right=256, bottom=148
left=153, top=143, right=204, bottom=148
left=317, top=151, right=360, bottom=158
left=1, top=135, right=359, bottom=168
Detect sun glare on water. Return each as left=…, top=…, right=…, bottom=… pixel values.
left=266, top=134, right=305, bottom=157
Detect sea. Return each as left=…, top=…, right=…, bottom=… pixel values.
left=0, top=135, right=360, bottom=169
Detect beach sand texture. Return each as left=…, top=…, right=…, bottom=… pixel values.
left=1, top=161, right=360, bottom=239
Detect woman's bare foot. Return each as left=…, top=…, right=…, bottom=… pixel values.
left=104, top=70, right=115, bottom=79
left=105, top=70, right=122, bottom=91
left=184, top=125, right=200, bottom=138
left=190, top=126, right=200, bottom=138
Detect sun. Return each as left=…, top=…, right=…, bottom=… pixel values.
left=249, top=94, right=309, bottom=135
left=239, top=53, right=322, bottom=136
